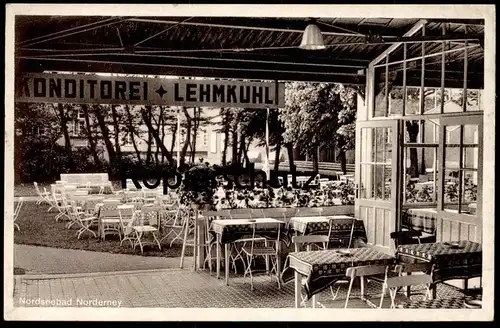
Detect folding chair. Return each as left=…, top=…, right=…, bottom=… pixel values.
left=327, top=217, right=356, bottom=249
left=14, top=197, right=24, bottom=231
left=118, top=205, right=137, bottom=248
left=379, top=263, right=434, bottom=308
left=134, top=205, right=162, bottom=253
left=52, top=190, right=71, bottom=222
left=162, top=203, right=189, bottom=247
left=69, top=201, right=97, bottom=239
left=99, top=203, right=121, bottom=241
left=344, top=265, right=389, bottom=308
left=242, top=221, right=282, bottom=291
left=390, top=230, right=422, bottom=248
left=34, top=182, right=51, bottom=206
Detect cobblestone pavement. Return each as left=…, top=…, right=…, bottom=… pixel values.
left=13, top=269, right=466, bottom=308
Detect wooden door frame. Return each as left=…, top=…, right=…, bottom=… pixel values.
left=355, top=119, right=401, bottom=250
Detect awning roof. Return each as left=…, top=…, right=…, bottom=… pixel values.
left=15, top=16, right=484, bottom=87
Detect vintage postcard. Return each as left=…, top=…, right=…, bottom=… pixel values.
left=4, top=3, right=495, bottom=321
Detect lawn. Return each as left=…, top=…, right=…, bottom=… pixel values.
left=14, top=201, right=192, bottom=258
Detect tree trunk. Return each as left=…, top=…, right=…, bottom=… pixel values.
left=231, top=130, right=238, bottom=165
left=338, top=150, right=347, bottom=175
left=57, top=103, right=74, bottom=169
left=222, top=129, right=229, bottom=166
left=110, top=105, right=122, bottom=166
left=146, top=106, right=153, bottom=164
left=180, top=107, right=192, bottom=166
left=170, top=124, right=177, bottom=155
left=312, top=147, right=319, bottom=173
left=140, top=107, right=174, bottom=164
left=238, top=133, right=245, bottom=165
left=161, top=107, right=166, bottom=163
left=286, top=143, right=295, bottom=171
left=125, top=105, right=142, bottom=165
left=243, top=136, right=253, bottom=168
left=94, top=105, right=117, bottom=167
left=81, top=104, right=102, bottom=168
left=191, top=107, right=199, bottom=163
left=274, top=141, right=281, bottom=172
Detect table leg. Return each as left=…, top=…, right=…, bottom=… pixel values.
left=276, top=240, right=281, bottom=278
left=312, top=294, right=317, bottom=308
left=216, top=234, right=221, bottom=279
left=225, top=243, right=230, bottom=286
left=294, top=271, right=301, bottom=308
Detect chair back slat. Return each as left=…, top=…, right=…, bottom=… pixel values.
left=395, top=263, right=434, bottom=275
left=292, top=235, right=329, bottom=252
left=385, top=274, right=433, bottom=289
left=346, top=265, right=388, bottom=278
left=296, top=207, right=323, bottom=217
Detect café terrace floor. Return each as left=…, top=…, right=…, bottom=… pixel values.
left=14, top=267, right=466, bottom=308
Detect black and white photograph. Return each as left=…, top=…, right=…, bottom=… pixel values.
left=4, top=4, right=495, bottom=321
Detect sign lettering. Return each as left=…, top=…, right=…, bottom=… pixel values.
left=15, top=73, right=285, bottom=108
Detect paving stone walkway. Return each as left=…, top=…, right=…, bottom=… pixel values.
left=13, top=268, right=466, bottom=308
left=15, top=244, right=192, bottom=275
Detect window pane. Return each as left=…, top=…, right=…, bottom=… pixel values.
left=461, top=170, right=478, bottom=214
left=374, top=66, right=388, bottom=117
left=375, top=127, right=391, bottom=163
left=463, top=124, right=478, bottom=145
left=389, top=86, right=404, bottom=116
left=361, top=128, right=373, bottom=163
left=423, top=88, right=438, bottom=113
left=444, top=144, right=460, bottom=170
left=443, top=169, right=459, bottom=212
left=463, top=146, right=478, bottom=169
left=405, top=87, right=420, bottom=115
left=445, top=125, right=461, bottom=144
left=374, top=164, right=391, bottom=200
left=360, top=164, right=374, bottom=199
left=466, top=90, right=482, bottom=111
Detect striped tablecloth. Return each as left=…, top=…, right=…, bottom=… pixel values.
left=396, top=241, right=482, bottom=284
left=281, top=248, right=396, bottom=299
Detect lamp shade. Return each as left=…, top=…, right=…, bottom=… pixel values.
left=299, top=23, right=326, bottom=50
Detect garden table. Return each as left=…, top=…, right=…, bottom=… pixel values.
left=281, top=248, right=396, bottom=307
left=289, top=215, right=367, bottom=247
left=396, top=241, right=482, bottom=298
left=211, top=218, right=285, bottom=286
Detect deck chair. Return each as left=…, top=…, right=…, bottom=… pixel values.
left=14, top=197, right=24, bottom=231
left=379, top=263, right=434, bottom=308
left=241, top=221, right=282, bottom=291
left=344, top=265, right=389, bottom=308
left=34, top=182, right=51, bottom=206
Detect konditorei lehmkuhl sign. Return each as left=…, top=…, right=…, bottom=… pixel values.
left=15, top=73, right=285, bottom=109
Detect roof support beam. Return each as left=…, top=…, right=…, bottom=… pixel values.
left=370, top=19, right=427, bottom=67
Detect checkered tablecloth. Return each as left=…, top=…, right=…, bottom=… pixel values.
left=403, top=208, right=437, bottom=234
left=399, top=295, right=482, bottom=309
left=281, top=248, right=396, bottom=299
left=289, top=216, right=368, bottom=246
left=396, top=241, right=482, bottom=284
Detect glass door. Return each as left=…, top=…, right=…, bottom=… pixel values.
left=436, top=115, right=483, bottom=242
left=355, top=119, right=400, bottom=252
